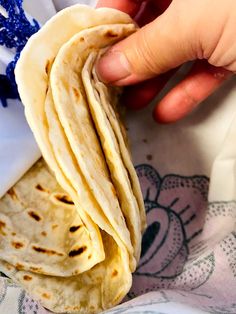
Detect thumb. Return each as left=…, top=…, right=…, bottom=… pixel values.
left=96, top=2, right=198, bottom=85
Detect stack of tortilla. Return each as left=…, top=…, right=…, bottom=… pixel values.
left=0, top=5, right=146, bottom=314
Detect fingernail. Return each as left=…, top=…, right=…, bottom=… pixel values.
left=96, top=50, right=132, bottom=84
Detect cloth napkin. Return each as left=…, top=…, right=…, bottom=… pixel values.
left=1, top=1, right=236, bottom=313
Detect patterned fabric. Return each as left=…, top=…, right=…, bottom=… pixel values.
left=0, top=0, right=40, bottom=107
left=1, top=1, right=236, bottom=314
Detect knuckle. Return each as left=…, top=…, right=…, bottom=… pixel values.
left=127, top=25, right=161, bottom=76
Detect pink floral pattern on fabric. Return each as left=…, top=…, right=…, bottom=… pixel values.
left=130, top=164, right=209, bottom=297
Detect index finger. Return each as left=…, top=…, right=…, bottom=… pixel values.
left=96, top=0, right=144, bottom=17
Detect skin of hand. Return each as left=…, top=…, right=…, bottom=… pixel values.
left=96, top=0, right=235, bottom=123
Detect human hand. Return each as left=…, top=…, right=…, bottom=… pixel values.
left=96, top=0, right=235, bottom=123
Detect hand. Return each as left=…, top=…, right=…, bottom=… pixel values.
left=96, top=0, right=235, bottom=123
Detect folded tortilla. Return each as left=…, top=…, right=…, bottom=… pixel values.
left=0, top=160, right=131, bottom=313
left=0, top=4, right=146, bottom=313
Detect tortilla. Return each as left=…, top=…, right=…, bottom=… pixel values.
left=15, top=3, right=137, bottom=271
left=0, top=160, right=131, bottom=313
left=50, top=24, right=141, bottom=262
left=0, top=159, right=104, bottom=276
left=2, top=4, right=147, bottom=313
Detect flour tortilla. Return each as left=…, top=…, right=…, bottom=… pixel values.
left=0, top=161, right=131, bottom=314
left=0, top=159, right=104, bottom=276
left=90, top=57, right=147, bottom=232
left=15, top=4, right=138, bottom=271
left=83, top=51, right=146, bottom=233
left=10, top=4, right=146, bottom=313
left=50, top=24, right=141, bottom=263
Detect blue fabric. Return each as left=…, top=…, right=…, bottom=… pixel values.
left=0, top=0, right=39, bottom=107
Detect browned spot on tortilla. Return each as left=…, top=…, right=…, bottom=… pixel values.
left=72, top=87, right=80, bottom=100
left=35, top=184, right=48, bottom=192
left=11, top=232, right=16, bottom=236
left=12, top=241, right=24, bottom=249
left=69, top=246, right=87, bottom=257
left=111, top=185, right=117, bottom=197
left=41, top=231, right=47, bottom=236
left=23, top=275, right=32, bottom=281
left=104, top=30, right=118, bottom=38
left=45, top=60, right=50, bottom=75
left=90, top=306, right=95, bottom=311
left=54, top=194, right=74, bottom=205
left=7, top=188, right=18, bottom=200
left=112, top=269, right=118, bottom=277
left=0, top=221, right=6, bottom=236
left=69, top=225, right=81, bottom=233
left=52, top=224, right=58, bottom=230
left=16, top=263, right=24, bottom=270
left=32, top=245, right=64, bottom=256
left=146, top=154, right=152, bottom=161
left=79, top=37, right=84, bottom=42
left=88, top=254, right=92, bottom=260
left=42, top=293, right=51, bottom=299
left=28, top=211, right=41, bottom=222
left=29, top=266, right=41, bottom=272
left=0, top=221, right=5, bottom=228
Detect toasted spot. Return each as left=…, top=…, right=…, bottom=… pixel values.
left=42, top=293, right=51, bottom=299
left=79, top=37, right=85, bottom=42
left=104, top=30, right=118, bottom=38
left=0, top=221, right=6, bottom=236
left=30, top=266, right=41, bottom=272
left=0, top=221, right=5, bottom=228
left=35, top=184, right=48, bottom=193
left=88, top=254, right=92, bottom=260
left=111, top=185, right=117, bottom=197
left=41, top=231, right=47, bottom=236
left=52, top=224, right=58, bottom=230
left=112, top=269, right=118, bottom=277
left=23, top=275, right=32, bottom=281
left=7, top=188, right=18, bottom=200
left=69, top=246, right=87, bottom=257
left=16, top=263, right=24, bottom=270
left=11, top=232, right=16, bottom=236
left=72, top=87, right=80, bottom=99
left=28, top=211, right=41, bottom=222
left=69, top=225, right=81, bottom=233
left=32, top=246, right=63, bottom=256
left=45, top=60, right=50, bottom=75
left=54, top=193, right=74, bottom=205
left=12, top=241, right=24, bottom=249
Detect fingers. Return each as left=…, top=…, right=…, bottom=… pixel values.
left=135, top=1, right=160, bottom=26
left=96, top=0, right=144, bottom=17
left=96, top=2, right=197, bottom=85
left=121, top=69, right=176, bottom=110
left=154, top=61, right=233, bottom=123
